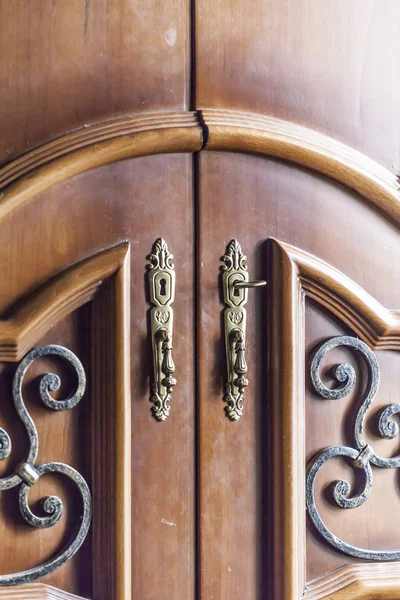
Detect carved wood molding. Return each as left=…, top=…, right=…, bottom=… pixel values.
left=201, top=109, right=400, bottom=227
left=0, top=583, right=89, bottom=599
left=0, top=109, right=399, bottom=228
left=281, top=241, right=400, bottom=350
left=303, top=563, right=400, bottom=600
left=0, top=245, right=131, bottom=600
left=0, top=243, right=128, bottom=362
left=91, top=243, right=131, bottom=600
left=0, top=112, right=203, bottom=221
left=268, top=238, right=400, bottom=600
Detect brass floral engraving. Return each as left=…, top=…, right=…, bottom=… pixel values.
left=228, top=311, right=243, bottom=325
left=155, top=310, right=170, bottom=324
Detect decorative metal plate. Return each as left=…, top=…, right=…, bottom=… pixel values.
left=306, top=335, right=400, bottom=560
left=147, top=238, right=176, bottom=421
left=221, top=240, right=249, bottom=421
left=0, top=345, right=91, bottom=585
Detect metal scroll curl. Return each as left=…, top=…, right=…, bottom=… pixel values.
left=306, top=335, right=400, bottom=560
left=0, top=345, right=91, bottom=586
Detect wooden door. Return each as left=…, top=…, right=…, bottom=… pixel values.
left=0, top=2, right=198, bottom=599
left=1, top=2, right=400, bottom=600
left=195, top=2, right=400, bottom=599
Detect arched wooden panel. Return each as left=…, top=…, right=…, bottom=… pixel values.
left=0, top=245, right=130, bottom=600
left=0, top=109, right=399, bottom=228
left=269, top=239, right=400, bottom=600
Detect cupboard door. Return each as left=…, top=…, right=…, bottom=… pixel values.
left=0, top=1, right=196, bottom=598
left=197, top=148, right=400, bottom=600
left=196, top=2, right=400, bottom=599
left=0, top=154, right=196, bottom=600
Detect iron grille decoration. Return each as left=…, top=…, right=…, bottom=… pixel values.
left=0, top=345, right=91, bottom=585
left=306, top=335, right=400, bottom=560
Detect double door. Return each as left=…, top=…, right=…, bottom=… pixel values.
left=1, top=2, right=400, bottom=600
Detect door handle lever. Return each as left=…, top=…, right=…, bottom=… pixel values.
left=221, top=240, right=266, bottom=421
left=147, top=238, right=176, bottom=421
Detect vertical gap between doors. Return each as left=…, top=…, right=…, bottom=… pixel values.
left=192, top=152, right=201, bottom=600
left=190, top=0, right=201, bottom=598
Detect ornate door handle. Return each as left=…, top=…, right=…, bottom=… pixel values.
left=221, top=240, right=266, bottom=421
left=147, top=238, right=177, bottom=421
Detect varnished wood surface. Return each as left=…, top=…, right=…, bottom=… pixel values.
left=0, top=245, right=130, bottom=598
left=0, top=0, right=190, bottom=165
left=202, top=109, right=400, bottom=227
left=196, top=0, right=400, bottom=172
left=91, top=248, right=131, bottom=600
left=2, top=108, right=400, bottom=230
left=0, top=243, right=128, bottom=361
left=0, top=582, right=88, bottom=599
left=2, top=1, right=400, bottom=598
left=0, top=114, right=202, bottom=223
left=197, top=152, right=400, bottom=600
left=0, top=154, right=195, bottom=598
left=304, top=563, right=400, bottom=600
left=0, top=113, right=201, bottom=190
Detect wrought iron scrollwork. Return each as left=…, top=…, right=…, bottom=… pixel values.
left=306, top=335, right=400, bottom=560
left=0, top=345, right=91, bottom=585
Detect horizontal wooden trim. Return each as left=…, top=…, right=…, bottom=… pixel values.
left=0, top=112, right=201, bottom=188
left=201, top=108, right=400, bottom=228
left=0, top=243, right=128, bottom=361
left=0, top=108, right=398, bottom=227
left=304, top=562, right=400, bottom=600
left=0, top=112, right=203, bottom=222
left=0, top=582, right=88, bottom=599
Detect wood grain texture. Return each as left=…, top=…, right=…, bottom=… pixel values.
left=280, top=240, right=400, bottom=349
left=0, top=113, right=202, bottom=222
left=201, top=109, right=400, bottom=227
left=91, top=246, right=131, bottom=600
left=1, top=108, right=400, bottom=232
left=0, top=0, right=191, bottom=164
left=0, top=152, right=195, bottom=597
left=0, top=583, right=88, bottom=599
left=269, top=238, right=400, bottom=600
left=196, top=148, right=400, bottom=600
left=0, top=246, right=130, bottom=599
left=0, top=113, right=201, bottom=190
left=195, top=0, right=400, bottom=173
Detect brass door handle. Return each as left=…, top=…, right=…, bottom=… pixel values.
left=147, top=238, right=176, bottom=421
left=221, top=240, right=266, bottom=421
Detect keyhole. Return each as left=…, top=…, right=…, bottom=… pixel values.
left=159, top=278, right=167, bottom=296
left=233, top=281, right=240, bottom=297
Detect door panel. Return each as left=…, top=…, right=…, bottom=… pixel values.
left=197, top=151, right=400, bottom=599
left=0, top=310, right=91, bottom=596
left=0, top=154, right=195, bottom=599
left=305, top=301, right=400, bottom=582
left=0, top=0, right=191, bottom=165
left=196, top=0, right=400, bottom=170
left=1, top=1, right=400, bottom=598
